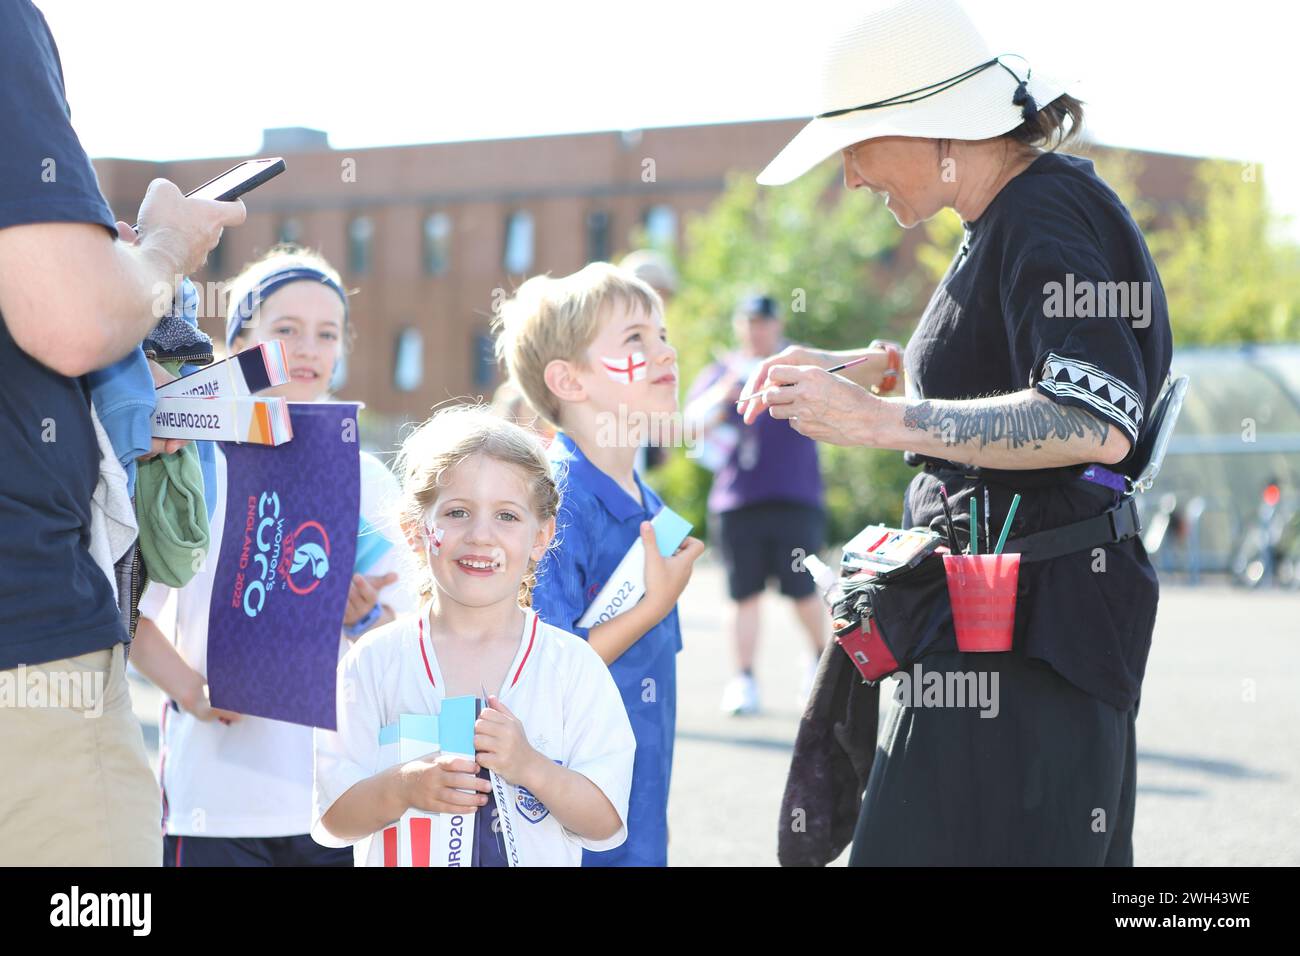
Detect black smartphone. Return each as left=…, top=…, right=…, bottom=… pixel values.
left=184, top=157, right=285, bottom=201
left=128, top=158, right=285, bottom=235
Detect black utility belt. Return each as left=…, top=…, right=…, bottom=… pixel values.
left=1001, top=495, right=1141, bottom=563
left=831, top=497, right=1142, bottom=683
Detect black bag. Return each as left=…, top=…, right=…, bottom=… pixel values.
left=830, top=553, right=956, bottom=683
left=777, top=637, right=879, bottom=867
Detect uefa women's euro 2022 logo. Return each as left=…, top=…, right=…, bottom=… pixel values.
left=285, top=521, right=332, bottom=594
left=230, top=490, right=332, bottom=619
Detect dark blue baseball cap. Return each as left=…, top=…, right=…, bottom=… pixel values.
left=736, top=293, right=779, bottom=319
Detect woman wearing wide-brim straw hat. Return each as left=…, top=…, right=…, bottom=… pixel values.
left=739, top=0, right=1172, bottom=865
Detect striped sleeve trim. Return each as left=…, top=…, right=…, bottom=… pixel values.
left=1035, top=352, right=1142, bottom=444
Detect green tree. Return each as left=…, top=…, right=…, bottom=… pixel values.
left=1146, top=160, right=1300, bottom=345
left=651, top=161, right=921, bottom=544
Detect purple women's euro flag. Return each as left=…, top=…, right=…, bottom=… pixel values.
left=206, top=402, right=361, bottom=729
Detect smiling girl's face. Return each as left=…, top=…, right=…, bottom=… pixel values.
left=239, top=280, right=346, bottom=402
left=421, top=453, right=554, bottom=611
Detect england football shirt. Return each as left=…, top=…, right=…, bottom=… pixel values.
left=531, top=431, right=682, bottom=866
left=312, top=606, right=636, bottom=866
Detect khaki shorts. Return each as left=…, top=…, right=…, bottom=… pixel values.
left=0, top=643, right=162, bottom=866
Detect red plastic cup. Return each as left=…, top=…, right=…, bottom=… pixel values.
left=942, top=553, right=1021, bottom=652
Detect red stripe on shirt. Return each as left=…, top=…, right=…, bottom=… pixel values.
left=511, top=613, right=538, bottom=687
left=418, top=618, right=437, bottom=688
left=158, top=701, right=170, bottom=833
left=410, top=817, right=432, bottom=867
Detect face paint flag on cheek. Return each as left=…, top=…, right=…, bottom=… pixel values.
left=425, top=524, right=445, bottom=558
left=601, top=352, right=647, bottom=385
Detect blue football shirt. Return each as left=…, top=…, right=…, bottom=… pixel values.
left=531, top=432, right=682, bottom=867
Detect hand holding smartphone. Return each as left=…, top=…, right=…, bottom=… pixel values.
left=130, top=158, right=285, bottom=235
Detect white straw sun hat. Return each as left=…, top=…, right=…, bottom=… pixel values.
left=758, top=0, right=1070, bottom=186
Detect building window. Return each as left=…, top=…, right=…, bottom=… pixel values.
left=586, top=210, right=610, bottom=263
left=474, top=332, right=495, bottom=389
left=503, top=210, right=534, bottom=274
left=348, top=215, right=374, bottom=275
left=393, top=327, right=423, bottom=392
left=423, top=212, right=451, bottom=276
left=643, top=204, right=677, bottom=251
left=278, top=217, right=303, bottom=244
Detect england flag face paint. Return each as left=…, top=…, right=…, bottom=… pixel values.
left=600, top=352, right=648, bottom=385
left=424, top=523, right=445, bottom=560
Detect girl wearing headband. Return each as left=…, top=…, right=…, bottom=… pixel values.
left=130, top=244, right=417, bottom=866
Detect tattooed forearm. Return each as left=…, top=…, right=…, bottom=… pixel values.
left=902, top=396, right=1110, bottom=452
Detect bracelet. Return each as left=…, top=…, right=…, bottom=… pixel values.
left=868, top=339, right=902, bottom=395
left=344, top=602, right=383, bottom=639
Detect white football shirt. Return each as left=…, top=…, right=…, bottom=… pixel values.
left=312, top=606, right=636, bottom=866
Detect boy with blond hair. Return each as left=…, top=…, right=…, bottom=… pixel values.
left=494, top=262, right=704, bottom=866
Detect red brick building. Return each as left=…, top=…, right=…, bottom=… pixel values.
left=90, top=119, right=1203, bottom=432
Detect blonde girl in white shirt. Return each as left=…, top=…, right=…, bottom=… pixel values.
left=313, top=405, right=635, bottom=866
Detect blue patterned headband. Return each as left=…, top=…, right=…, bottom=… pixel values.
left=226, top=266, right=349, bottom=350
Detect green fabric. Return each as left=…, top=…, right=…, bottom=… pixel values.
left=135, top=360, right=210, bottom=587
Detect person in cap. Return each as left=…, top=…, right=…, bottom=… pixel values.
left=685, top=293, right=828, bottom=715
left=739, top=0, right=1171, bottom=865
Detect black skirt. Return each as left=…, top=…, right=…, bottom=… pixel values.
left=848, top=649, right=1137, bottom=866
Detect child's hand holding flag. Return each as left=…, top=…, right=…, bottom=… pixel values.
left=475, top=695, right=541, bottom=785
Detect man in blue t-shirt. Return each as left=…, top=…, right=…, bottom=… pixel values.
left=0, top=0, right=246, bottom=865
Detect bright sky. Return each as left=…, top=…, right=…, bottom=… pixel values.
left=38, top=0, right=1299, bottom=234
